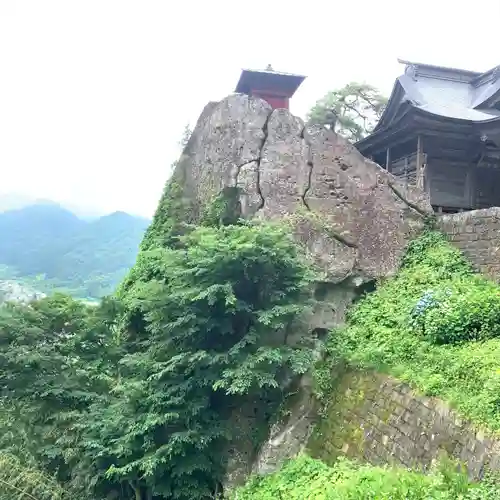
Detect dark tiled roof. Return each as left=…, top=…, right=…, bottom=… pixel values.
left=379, top=60, right=500, bottom=127
left=234, top=68, right=306, bottom=95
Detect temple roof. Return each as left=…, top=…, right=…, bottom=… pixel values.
left=375, top=60, right=500, bottom=130
left=356, top=60, right=500, bottom=154
left=234, top=68, right=306, bottom=96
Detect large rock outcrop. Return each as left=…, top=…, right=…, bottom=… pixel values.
left=169, top=94, right=433, bottom=488
left=177, top=95, right=430, bottom=287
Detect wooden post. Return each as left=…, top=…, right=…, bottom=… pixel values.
left=467, top=164, right=476, bottom=210
left=404, top=156, right=409, bottom=186
left=416, top=135, right=424, bottom=189
left=385, top=147, right=391, bottom=172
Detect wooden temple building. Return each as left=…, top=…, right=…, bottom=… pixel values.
left=234, top=66, right=306, bottom=110
left=356, top=60, right=500, bottom=213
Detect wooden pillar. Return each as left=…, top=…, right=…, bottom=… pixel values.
left=416, top=135, right=424, bottom=189
left=385, top=147, right=391, bottom=172
left=467, top=165, right=476, bottom=210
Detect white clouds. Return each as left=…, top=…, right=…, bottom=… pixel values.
left=0, top=0, right=498, bottom=216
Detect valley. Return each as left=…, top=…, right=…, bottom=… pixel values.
left=0, top=202, right=149, bottom=300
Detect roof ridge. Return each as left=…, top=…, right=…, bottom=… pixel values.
left=397, top=59, right=482, bottom=78
left=471, top=65, right=500, bottom=87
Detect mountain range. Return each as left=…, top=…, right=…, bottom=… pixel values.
left=0, top=192, right=106, bottom=219
left=0, top=202, right=150, bottom=299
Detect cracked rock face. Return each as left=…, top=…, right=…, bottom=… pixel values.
left=176, top=94, right=432, bottom=283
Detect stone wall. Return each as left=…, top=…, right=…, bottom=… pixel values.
left=438, top=208, right=500, bottom=281
left=308, top=371, right=500, bottom=479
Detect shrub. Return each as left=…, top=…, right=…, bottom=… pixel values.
left=83, top=221, right=316, bottom=500
left=401, top=230, right=472, bottom=278
left=410, top=277, right=500, bottom=344
left=230, top=454, right=500, bottom=499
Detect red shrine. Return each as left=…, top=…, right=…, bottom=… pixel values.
left=234, top=66, right=306, bottom=110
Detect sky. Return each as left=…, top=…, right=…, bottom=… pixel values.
left=0, top=1, right=499, bottom=218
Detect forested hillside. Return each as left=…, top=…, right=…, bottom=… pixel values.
left=0, top=203, right=149, bottom=299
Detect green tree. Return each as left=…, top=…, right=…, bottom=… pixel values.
left=307, top=82, right=387, bottom=142
left=0, top=180, right=315, bottom=499
left=0, top=294, right=122, bottom=498
left=80, top=221, right=314, bottom=500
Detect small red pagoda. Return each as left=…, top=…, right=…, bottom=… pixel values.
left=234, top=65, right=306, bottom=110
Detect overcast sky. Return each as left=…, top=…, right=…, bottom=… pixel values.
left=1, top=1, right=499, bottom=217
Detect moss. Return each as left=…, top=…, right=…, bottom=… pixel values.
left=287, top=206, right=357, bottom=246
left=308, top=371, right=367, bottom=463
left=308, top=371, right=403, bottom=465
left=140, top=165, right=196, bottom=252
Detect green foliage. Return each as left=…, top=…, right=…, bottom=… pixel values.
left=0, top=452, right=70, bottom=499
left=404, top=231, right=500, bottom=344
left=316, top=230, right=500, bottom=430
left=201, top=188, right=242, bottom=227
left=95, top=221, right=314, bottom=499
left=139, top=178, right=193, bottom=252
left=0, top=204, right=149, bottom=299
left=231, top=454, right=500, bottom=499
left=0, top=212, right=313, bottom=498
left=401, top=230, right=468, bottom=270
left=0, top=293, right=121, bottom=498
left=410, top=277, right=500, bottom=344
left=7, top=167, right=499, bottom=499
left=307, top=82, right=387, bottom=142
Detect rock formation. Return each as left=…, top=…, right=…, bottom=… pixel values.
left=176, top=94, right=430, bottom=285
left=168, top=94, right=433, bottom=488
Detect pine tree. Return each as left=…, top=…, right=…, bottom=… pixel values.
left=307, top=82, right=387, bottom=142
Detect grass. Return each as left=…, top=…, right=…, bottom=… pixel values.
left=230, top=454, right=500, bottom=499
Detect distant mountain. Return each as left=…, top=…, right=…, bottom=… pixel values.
left=0, top=203, right=150, bottom=299
left=0, top=192, right=106, bottom=219
left=0, top=193, right=39, bottom=212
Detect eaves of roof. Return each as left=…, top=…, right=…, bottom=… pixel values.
left=397, top=59, right=482, bottom=78
left=372, top=80, right=405, bottom=132
left=356, top=104, right=414, bottom=152
left=356, top=104, right=500, bottom=155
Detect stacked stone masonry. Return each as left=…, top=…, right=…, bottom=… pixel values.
left=308, top=371, right=500, bottom=479
left=438, top=208, right=500, bottom=281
